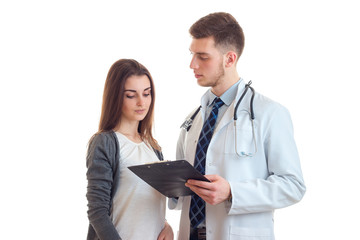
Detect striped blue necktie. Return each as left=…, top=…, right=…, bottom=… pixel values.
left=189, top=97, right=225, bottom=228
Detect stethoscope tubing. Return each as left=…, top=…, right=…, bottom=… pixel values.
left=234, top=80, right=255, bottom=121
left=181, top=81, right=257, bottom=157
left=182, top=81, right=255, bottom=132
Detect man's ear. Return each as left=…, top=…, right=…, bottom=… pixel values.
left=225, top=51, right=237, bottom=68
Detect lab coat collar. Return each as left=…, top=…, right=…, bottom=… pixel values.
left=200, top=78, right=245, bottom=109
left=213, top=79, right=247, bottom=134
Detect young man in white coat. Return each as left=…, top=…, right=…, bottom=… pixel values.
left=169, top=12, right=306, bottom=240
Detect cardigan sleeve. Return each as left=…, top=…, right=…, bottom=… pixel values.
left=86, top=133, right=121, bottom=240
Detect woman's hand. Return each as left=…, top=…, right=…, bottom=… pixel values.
left=157, top=221, right=174, bottom=240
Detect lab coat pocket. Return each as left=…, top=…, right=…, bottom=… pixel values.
left=225, top=112, right=256, bottom=157
left=229, top=226, right=274, bottom=240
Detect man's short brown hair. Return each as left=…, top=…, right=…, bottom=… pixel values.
left=189, top=12, right=245, bottom=59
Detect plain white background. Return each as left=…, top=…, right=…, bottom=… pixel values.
left=1, top=0, right=359, bottom=239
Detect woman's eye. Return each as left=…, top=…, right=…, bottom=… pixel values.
left=126, top=95, right=135, bottom=99
left=144, top=93, right=150, bottom=97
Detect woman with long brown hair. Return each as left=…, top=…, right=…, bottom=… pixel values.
left=86, top=59, right=173, bottom=240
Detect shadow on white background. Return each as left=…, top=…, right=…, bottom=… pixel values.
left=1, top=0, right=359, bottom=239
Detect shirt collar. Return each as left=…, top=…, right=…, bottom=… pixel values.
left=203, top=79, right=242, bottom=108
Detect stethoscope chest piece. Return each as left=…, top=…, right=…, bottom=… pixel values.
left=180, top=105, right=201, bottom=132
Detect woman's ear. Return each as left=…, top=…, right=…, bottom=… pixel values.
left=225, top=51, right=237, bottom=68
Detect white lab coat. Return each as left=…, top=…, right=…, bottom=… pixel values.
left=169, top=80, right=306, bottom=240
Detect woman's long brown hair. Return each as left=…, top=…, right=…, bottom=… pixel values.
left=98, top=59, right=160, bottom=150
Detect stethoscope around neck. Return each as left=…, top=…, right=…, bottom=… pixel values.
left=180, top=80, right=257, bottom=157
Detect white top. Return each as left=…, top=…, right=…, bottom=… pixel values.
left=111, top=132, right=166, bottom=240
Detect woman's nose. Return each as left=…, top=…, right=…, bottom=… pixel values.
left=137, top=97, right=144, bottom=106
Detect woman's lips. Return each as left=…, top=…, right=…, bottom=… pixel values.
left=135, top=109, right=146, bottom=114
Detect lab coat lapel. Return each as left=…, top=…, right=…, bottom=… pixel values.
left=214, top=101, right=234, bottom=135
left=214, top=81, right=247, bottom=135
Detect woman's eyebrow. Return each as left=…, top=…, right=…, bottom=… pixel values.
left=124, top=87, right=151, bottom=93
left=124, top=89, right=136, bottom=93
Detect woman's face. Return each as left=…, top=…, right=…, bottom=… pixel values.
left=121, top=75, right=152, bottom=124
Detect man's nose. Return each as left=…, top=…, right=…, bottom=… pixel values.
left=190, top=56, right=198, bottom=69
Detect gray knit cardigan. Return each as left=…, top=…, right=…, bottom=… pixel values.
left=86, top=131, right=163, bottom=240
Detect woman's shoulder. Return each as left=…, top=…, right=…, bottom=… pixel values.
left=89, top=130, right=116, bottom=143
left=86, top=130, right=120, bottom=167
left=88, top=130, right=119, bottom=153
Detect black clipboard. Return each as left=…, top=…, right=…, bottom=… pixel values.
left=128, top=160, right=210, bottom=198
